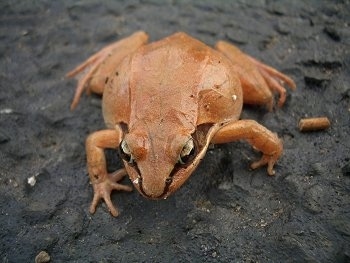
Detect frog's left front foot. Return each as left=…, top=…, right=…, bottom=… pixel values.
left=250, top=153, right=281, bottom=176
left=90, top=169, right=133, bottom=217
left=212, top=119, right=283, bottom=176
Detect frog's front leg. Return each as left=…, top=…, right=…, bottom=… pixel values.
left=215, top=41, right=296, bottom=110
left=86, top=129, right=132, bottom=217
left=211, top=120, right=283, bottom=175
left=66, top=31, right=149, bottom=109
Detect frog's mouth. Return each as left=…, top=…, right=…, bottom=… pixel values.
left=122, top=123, right=224, bottom=199
left=162, top=123, right=220, bottom=198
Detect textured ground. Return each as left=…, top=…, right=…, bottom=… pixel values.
left=1, top=1, right=349, bottom=262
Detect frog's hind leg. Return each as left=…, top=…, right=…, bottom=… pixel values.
left=215, top=40, right=296, bottom=110
left=67, top=31, right=149, bottom=110
left=248, top=55, right=296, bottom=107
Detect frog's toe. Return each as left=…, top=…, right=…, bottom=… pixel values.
left=89, top=171, right=133, bottom=217
left=108, top=169, right=133, bottom=192
left=89, top=183, right=120, bottom=217
left=89, top=190, right=102, bottom=215
left=103, top=193, right=119, bottom=217
left=250, top=154, right=277, bottom=176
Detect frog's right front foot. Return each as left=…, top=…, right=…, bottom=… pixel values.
left=89, top=169, right=133, bottom=217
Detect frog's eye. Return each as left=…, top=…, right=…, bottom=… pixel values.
left=119, top=140, right=135, bottom=164
left=178, top=138, right=196, bottom=165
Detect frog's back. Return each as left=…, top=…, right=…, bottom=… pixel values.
left=103, top=32, right=242, bottom=130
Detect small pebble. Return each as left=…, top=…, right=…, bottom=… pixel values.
left=35, top=251, right=50, bottom=263
left=0, top=108, right=13, bottom=114
left=27, top=176, right=37, bottom=187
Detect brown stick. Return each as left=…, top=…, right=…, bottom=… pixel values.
left=298, top=117, right=331, bottom=132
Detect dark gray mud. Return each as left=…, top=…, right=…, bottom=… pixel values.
left=0, top=1, right=349, bottom=262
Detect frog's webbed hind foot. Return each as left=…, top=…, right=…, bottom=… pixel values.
left=66, top=31, right=149, bottom=110
left=66, top=52, right=106, bottom=110
left=215, top=40, right=296, bottom=110
left=248, top=56, right=296, bottom=107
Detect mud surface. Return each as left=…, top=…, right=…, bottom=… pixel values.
left=1, top=1, right=349, bottom=262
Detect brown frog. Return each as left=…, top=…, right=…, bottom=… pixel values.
left=67, top=31, right=296, bottom=216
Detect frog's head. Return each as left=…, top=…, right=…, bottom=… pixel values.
left=119, top=122, right=202, bottom=199
left=119, top=119, right=234, bottom=200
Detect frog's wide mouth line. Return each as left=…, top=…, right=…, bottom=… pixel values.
left=125, top=122, right=228, bottom=199
left=125, top=144, right=200, bottom=200
left=129, top=163, right=173, bottom=199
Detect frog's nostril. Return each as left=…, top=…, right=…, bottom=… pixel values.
left=138, top=176, right=172, bottom=199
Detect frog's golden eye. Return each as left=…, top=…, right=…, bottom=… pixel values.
left=119, top=140, right=135, bottom=164
left=178, top=138, right=196, bottom=165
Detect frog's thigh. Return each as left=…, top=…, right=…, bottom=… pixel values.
left=215, top=41, right=274, bottom=110
left=215, top=40, right=296, bottom=109
left=211, top=120, right=282, bottom=158
left=86, top=129, right=122, bottom=183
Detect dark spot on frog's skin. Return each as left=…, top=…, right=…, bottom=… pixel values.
left=93, top=174, right=99, bottom=180
left=165, top=177, right=172, bottom=184
left=115, top=71, right=119, bottom=76
left=105, top=77, right=109, bottom=84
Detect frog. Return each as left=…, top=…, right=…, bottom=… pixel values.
left=66, top=31, right=296, bottom=216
